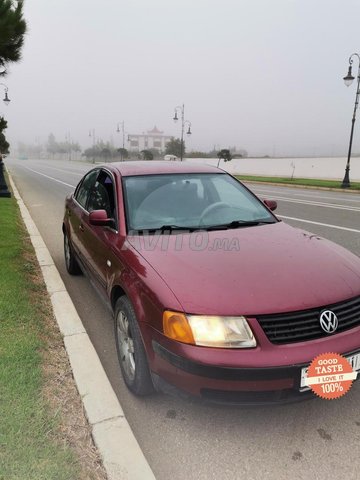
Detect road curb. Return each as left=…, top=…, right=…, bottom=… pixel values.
left=7, top=171, right=156, bottom=480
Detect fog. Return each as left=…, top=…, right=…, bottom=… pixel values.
left=3, top=0, right=360, bottom=157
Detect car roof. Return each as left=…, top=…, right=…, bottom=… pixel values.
left=104, top=161, right=222, bottom=177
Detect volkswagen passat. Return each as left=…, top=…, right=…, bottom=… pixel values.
left=62, top=162, right=360, bottom=404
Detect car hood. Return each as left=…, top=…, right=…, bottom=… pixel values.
left=128, top=222, right=360, bottom=315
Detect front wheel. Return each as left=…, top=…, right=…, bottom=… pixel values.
left=64, top=231, right=82, bottom=275
left=114, top=296, right=154, bottom=396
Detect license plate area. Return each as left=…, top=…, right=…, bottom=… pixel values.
left=300, top=352, right=360, bottom=391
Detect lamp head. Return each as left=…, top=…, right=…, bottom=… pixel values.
left=3, top=90, right=10, bottom=105
left=343, top=65, right=355, bottom=87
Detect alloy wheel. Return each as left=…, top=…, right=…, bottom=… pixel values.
left=64, top=234, right=71, bottom=269
left=116, top=311, right=136, bottom=381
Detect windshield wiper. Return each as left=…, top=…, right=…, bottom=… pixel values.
left=134, top=220, right=275, bottom=233
left=158, top=224, right=195, bottom=231
left=205, top=220, right=275, bottom=231
left=135, top=225, right=199, bottom=234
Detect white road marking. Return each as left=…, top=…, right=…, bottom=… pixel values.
left=283, top=192, right=360, bottom=203
left=23, top=166, right=76, bottom=188
left=251, top=186, right=360, bottom=203
left=279, top=215, right=360, bottom=233
left=261, top=195, right=360, bottom=212
left=37, top=165, right=84, bottom=176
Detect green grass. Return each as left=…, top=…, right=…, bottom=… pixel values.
left=0, top=196, right=80, bottom=480
left=235, top=175, right=360, bottom=191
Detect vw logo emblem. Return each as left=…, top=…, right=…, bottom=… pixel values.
left=319, top=310, right=338, bottom=334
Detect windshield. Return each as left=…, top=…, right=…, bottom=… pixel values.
left=123, top=172, right=276, bottom=231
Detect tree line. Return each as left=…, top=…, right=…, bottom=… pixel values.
left=17, top=134, right=248, bottom=162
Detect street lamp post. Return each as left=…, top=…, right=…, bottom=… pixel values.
left=89, top=129, right=96, bottom=163
left=0, top=83, right=11, bottom=197
left=116, top=121, right=126, bottom=161
left=342, top=53, right=360, bottom=188
left=89, top=129, right=96, bottom=145
left=65, top=132, right=72, bottom=161
left=173, top=104, right=192, bottom=161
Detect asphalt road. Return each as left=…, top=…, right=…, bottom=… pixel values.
left=7, top=158, right=360, bottom=480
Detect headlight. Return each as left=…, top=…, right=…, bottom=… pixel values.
left=163, top=311, right=256, bottom=348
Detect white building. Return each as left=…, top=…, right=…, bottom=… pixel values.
left=128, top=126, right=173, bottom=153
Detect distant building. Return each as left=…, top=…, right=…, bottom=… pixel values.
left=128, top=126, right=173, bottom=153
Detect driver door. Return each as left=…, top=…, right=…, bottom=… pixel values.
left=82, top=169, right=119, bottom=296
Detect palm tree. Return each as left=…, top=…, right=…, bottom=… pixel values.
left=0, top=116, right=7, bottom=132
left=0, top=116, right=9, bottom=153
left=217, top=149, right=232, bottom=167
left=0, top=0, right=27, bottom=76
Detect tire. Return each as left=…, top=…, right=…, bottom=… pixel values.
left=114, top=296, right=154, bottom=396
left=64, top=230, right=82, bottom=275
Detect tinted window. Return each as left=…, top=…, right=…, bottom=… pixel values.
left=87, top=170, right=116, bottom=222
left=75, top=170, right=98, bottom=209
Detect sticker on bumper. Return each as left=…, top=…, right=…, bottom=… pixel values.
left=302, top=352, right=358, bottom=400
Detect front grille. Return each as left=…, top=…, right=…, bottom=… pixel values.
left=257, top=296, right=360, bottom=345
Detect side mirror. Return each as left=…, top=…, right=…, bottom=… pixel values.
left=263, top=199, right=277, bottom=211
left=89, top=209, right=113, bottom=226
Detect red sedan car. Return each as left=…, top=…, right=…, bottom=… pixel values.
left=63, top=161, right=360, bottom=404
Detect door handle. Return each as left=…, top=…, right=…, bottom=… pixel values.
left=79, top=224, right=84, bottom=232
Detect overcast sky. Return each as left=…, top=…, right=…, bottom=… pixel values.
left=3, top=0, right=360, bottom=156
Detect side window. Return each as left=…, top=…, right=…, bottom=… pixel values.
left=75, top=170, right=98, bottom=209
left=87, top=170, right=117, bottom=224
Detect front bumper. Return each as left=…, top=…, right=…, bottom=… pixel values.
left=150, top=324, right=360, bottom=405
left=152, top=340, right=317, bottom=405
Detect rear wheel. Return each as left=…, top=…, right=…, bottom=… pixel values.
left=114, top=296, right=154, bottom=396
left=64, top=230, right=82, bottom=275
